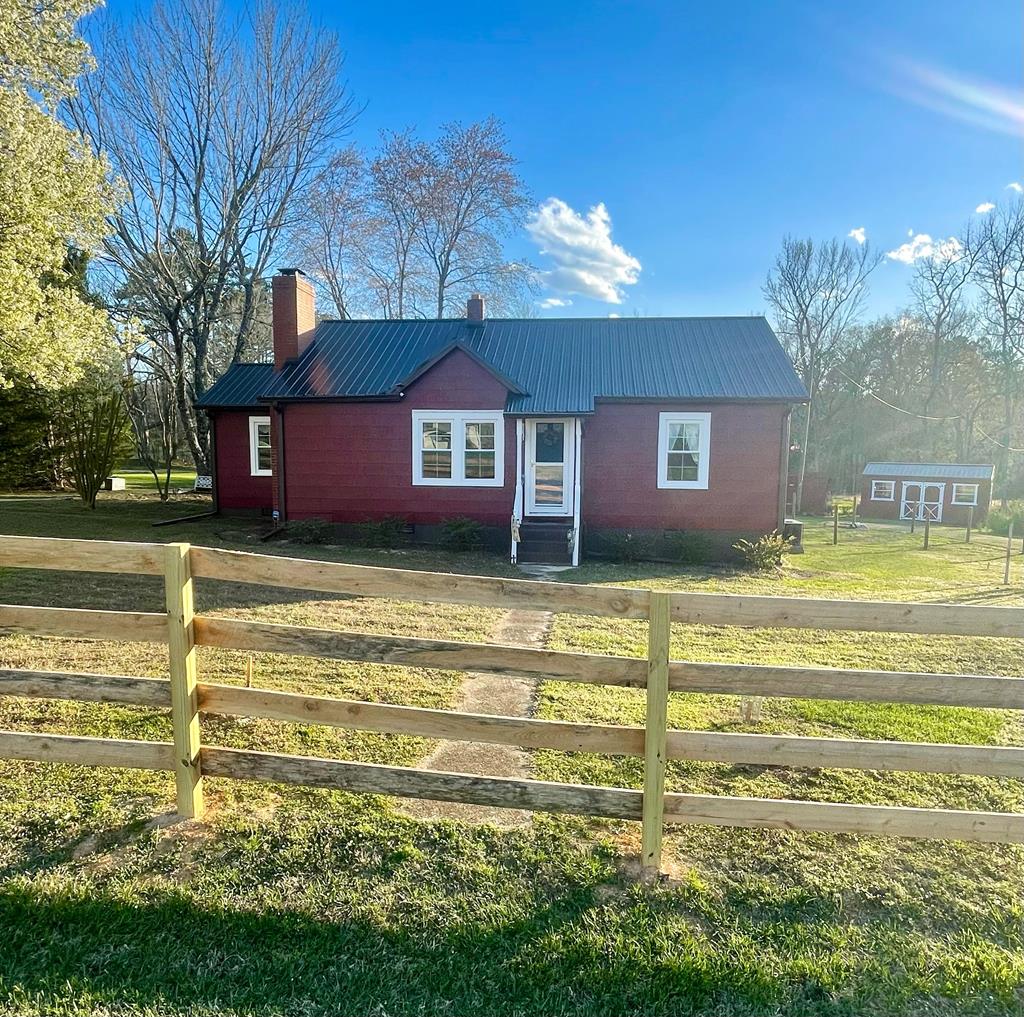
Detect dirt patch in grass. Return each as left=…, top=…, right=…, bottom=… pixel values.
left=401, top=608, right=552, bottom=826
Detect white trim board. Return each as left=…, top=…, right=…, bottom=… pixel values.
left=411, top=410, right=505, bottom=488
left=657, top=411, right=711, bottom=490
left=248, top=415, right=272, bottom=477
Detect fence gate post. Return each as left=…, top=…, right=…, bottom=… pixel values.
left=164, top=542, right=204, bottom=818
left=642, top=591, right=671, bottom=873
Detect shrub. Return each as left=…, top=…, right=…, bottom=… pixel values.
left=357, top=516, right=409, bottom=548
left=662, top=530, right=714, bottom=565
left=52, top=383, right=133, bottom=509
left=733, top=531, right=791, bottom=571
left=602, top=531, right=655, bottom=563
left=986, top=501, right=1024, bottom=537
left=438, top=516, right=484, bottom=551
left=286, top=517, right=333, bottom=544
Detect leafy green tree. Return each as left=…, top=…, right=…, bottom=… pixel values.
left=0, top=0, right=115, bottom=388
left=0, top=376, right=58, bottom=489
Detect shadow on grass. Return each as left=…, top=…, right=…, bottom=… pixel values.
left=0, top=879, right=780, bottom=1017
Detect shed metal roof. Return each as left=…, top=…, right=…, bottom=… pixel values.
left=197, top=363, right=276, bottom=408
left=863, top=462, right=995, bottom=480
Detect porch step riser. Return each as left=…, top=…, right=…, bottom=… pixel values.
left=518, top=550, right=572, bottom=564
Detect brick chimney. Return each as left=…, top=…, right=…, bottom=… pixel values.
left=466, top=293, right=485, bottom=322
left=272, top=269, right=316, bottom=369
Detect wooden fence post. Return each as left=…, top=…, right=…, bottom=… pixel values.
left=642, top=591, right=670, bottom=873
left=923, top=516, right=930, bottom=550
left=966, top=506, right=973, bottom=544
left=165, top=542, right=204, bottom=818
left=833, top=504, right=839, bottom=545
left=1005, top=521, right=1014, bottom=586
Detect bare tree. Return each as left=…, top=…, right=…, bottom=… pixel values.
left=910, top=242, right=979, bottom=408
left=290, top=147, right=370, bottom=319
left=124, top=367, right=180, bottom=501
left=964, top=199, right=1024, bottom=497
left=367, top=130, right=432, bottom=318
left=292, top=120, right=531, bottom=320
left=70, top=0, right=354, bottom=472
left=764, top=236, right=880, bottom=511
left=412, top=118, right=531, bottom=318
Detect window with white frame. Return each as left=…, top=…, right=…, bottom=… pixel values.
left=657, top=412, right=711, bottom=490
left=952, top=483, right=979, bottom=506
left=412, top=410, right=504, bottom=486
left=871, top=480, right=895, bottom=501
left=248, top=416, right=272, bottom=476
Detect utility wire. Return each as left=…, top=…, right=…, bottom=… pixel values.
left=833, top=368, right=1024, bottom=452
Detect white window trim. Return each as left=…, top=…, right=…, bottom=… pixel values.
left=411, top=410, right=505, bottom=487
left=871, top=480, right=895, bottom=501
left=248, top=415, right=272, bottom=477
left=951, top=483, right=979, bottom=506
left=657, top=411, right=711, bottom=490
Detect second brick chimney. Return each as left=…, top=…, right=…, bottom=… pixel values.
left=466, top=293, right=485, bottom=323
left=272, top=269, right=316, bottom=369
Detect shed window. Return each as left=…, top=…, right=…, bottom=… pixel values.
left=248, top=416, right=272, bottom=477
left=871, top=480, right=895, bottom=501
left=412, top=411, right=504, bottom=487
left=657, top=412, right=711, bottom=490
left=952, top=483, right=979, bottom=506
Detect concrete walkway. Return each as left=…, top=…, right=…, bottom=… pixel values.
left=400, top=608, right=552, bottom=826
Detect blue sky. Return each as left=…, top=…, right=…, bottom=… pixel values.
left=139, top=0, right=1024, bottom=317
left=322, top=0, right=1023, bottom=317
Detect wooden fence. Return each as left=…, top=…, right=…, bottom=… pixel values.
left=2, top=534, right=1024, bottom=872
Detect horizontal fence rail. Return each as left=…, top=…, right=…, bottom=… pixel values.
left=0, top=604, right=168, bottom=643
left=1, top=534, right=1024, bottom=870
left=193, top=616, right=645, bottom=686
left=0, top=668, right=170, bottom=708
left=0, top=730, right=175, bottom=771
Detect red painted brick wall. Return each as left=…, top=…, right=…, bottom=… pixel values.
left=282, top=349, right=515, bottom=525
left=212, top=410, right=273, bottom=511
left=859, top=474, right=992, bottom=525
left=581, top=401, right=788, bottom=532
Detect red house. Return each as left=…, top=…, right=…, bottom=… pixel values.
left=197, top=270, right=808, bottom=564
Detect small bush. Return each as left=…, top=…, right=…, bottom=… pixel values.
left=662, top=530, right=714, bottom=565
left=286, top=517, right=333, bottom=544
left=438, top=516, right=484, bottom=551
left=733, top=531, right=791, bottom=571
left=357, top=516, right=409, bottom=548
left=986, top=501, right=1024, bottom=537
left=602, top=531, right=655, bottom=563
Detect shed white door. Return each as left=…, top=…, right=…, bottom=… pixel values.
left=900, top=482, right=945, bottom=522
left=526, top=419, right=573, bottom=515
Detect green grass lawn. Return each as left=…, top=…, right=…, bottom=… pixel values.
left=1, top=495, right=1023, bottom=1016
left=118, top=467, right=198, bottom=492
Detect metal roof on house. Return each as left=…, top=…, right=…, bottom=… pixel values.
left=863, top=462, right=995, bottom=480
left=203, top=316, right=806, bottom=414
left=196, top=363, right=277, bottom=408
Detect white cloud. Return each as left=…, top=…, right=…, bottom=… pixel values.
left=526, top=198, right=641, bottom=304
left=886, top=233, right=962, bottom=265
left=1008, top=182, right=1023, bottom=193
left=538, top=297, right=572, bottom=309
left=976, top=202, right=995, bottom=213
left=847, top=227, right=867, bottom=245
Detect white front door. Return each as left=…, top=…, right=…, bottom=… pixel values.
left=901, top=482, right=945, bottom=522
left=526, top=418, right=573, bottom=515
